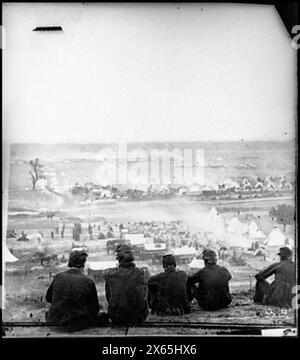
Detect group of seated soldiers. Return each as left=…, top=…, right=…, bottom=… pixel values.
left=45, top=244, right=295, bottom=329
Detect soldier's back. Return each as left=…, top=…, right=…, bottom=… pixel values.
left=195, top=264, right=232, bottom=310
left=105, top=265, right=148, bottom=324
left=148, top=270, right=190, bottom=315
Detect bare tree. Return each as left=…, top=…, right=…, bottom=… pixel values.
left=29, top=158, right=46, bottom=190
left=269, top=204, right=295, bottom=232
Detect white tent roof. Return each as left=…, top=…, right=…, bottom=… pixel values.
left=285, top=238, right=295, bottom=250
left=209, top=207, right=218, bottom=218
left=3, top=243, right=18, bottom=262
left=203, top=184, right=219, bottom=191
left=248, top=220, right=266, bottom=239
left=87, top=261, right=117, bottom=270
left=144, top=243, right=167, bottom=251
left=223, top=178, right=240, bottom=188
left=171, top=246, right=198, bottom=256
left=189, top=258, right=203, bottom=269
left=265, top=227, right=286, bottom=247
left=226, top=217, right=248, bottom=234
left=125, top=233, right=146, bottom=245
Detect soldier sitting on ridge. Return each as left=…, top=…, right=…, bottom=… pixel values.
left=187, top=249, right=232, bottom=311
left=147, top=254, right=190, bottom=316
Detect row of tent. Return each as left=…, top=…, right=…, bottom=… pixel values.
left=208, top=207, right=294, bottom=249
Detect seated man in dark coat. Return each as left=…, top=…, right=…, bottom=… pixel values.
left=147, top=254, right=190, bottom=316
left=187, top=249, right=232, bottom=311
left=104, top=244, right=149, bottom=325
left=254, top=247, right=295, bottom=308
left=45, top=250, right=107, bottom=328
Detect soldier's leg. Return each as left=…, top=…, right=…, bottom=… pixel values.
left=254, top=279, right=270, bottom=304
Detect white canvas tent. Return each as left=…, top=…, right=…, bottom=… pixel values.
left=285, top=238, right=295, bottom=250
left=171, top=246, right=198, bottom=256
left=125, top=233, right=146, bottom=246
left=247, top=220, right=265, bottom=239
left=226, top=217, right=248, bottom=234
left=144, top=243, right=167, bottom=251
left=209, top=207, right=218, bottom=219
left=87, top=261, right=117, bottom=270
left=203, top=184, right=219, bottom=191
left=189, top=258, right=203, bottom=269
left=265, top=227, right=286, bottom=247
left=222, top=178, right=240, bottom=190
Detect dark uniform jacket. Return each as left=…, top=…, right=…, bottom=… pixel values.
left=104, top=262, right=148, bottom=324
left=187, top=264, right=232, bottom=311
left=45, top=268, right=100, bottom=324
left=147, top=269, right=190, bottom=315
left=255, top=260, right=295, bottom=307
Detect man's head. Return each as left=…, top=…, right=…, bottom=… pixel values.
left=202, top=249, right=217, bottom=265
left=162, top=254, right=176, bottom=271
left=277, top=247, right=292, bottom=261
left=68, top=250, right=88, bottom=269
left=116, top=244, right=134, bottom=263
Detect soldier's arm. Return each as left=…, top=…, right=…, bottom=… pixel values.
left=147, top=274, right=161, bottom=308
left=88, top=280, right=100, bottom=316
left=147, top=273, right=161, bottom=286
left=104, top=279, right=111, bottom=303
left=223, top=267, right=232, bottom=281
left=187, top=271, right=200, bottom=286
left=255, top=262, right=281, bottom=280
left=187, top=272, right=201, bottom=302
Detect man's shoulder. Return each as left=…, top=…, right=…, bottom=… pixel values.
left=149, top=272, right=165, bottom=281
left=175, top=269, right=188, bottom=279
left=59, top=269, right=94, bottom=281
left=215, top=264, right=231, bottom=273
left=103, top=267, right=119, bottom=279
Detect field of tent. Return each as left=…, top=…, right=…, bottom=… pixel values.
left=3, top=196, right=296, bottom=335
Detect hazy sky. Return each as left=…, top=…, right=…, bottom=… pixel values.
left=3, top=3, right=297, bottom=143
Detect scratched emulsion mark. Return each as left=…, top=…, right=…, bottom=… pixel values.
left=1, top=25, right=6, bottom=49
left=33, top=26, right=63, bottom=32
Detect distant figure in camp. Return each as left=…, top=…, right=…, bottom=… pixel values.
left=60, top=223, right=65, bottom=238
left=147, top=254, right=190, bottom=316
left=47, top=212, right=55, bottom=221
left=254, top=247, right=295, bottom=308
left=106, top=227, right=114, bottom=238
left=104, top=244, right=149, bottom=325
left=72, top=223, right=81, bottom=240
left=17, top=231, right=30, bottom=242
left=187, top=249, right=232, bottom=311
left=51, top=231, right=54, bottom=239
left=218, top=246, right=229, bottom=261
left=45, top=250, right=108, bottom=328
